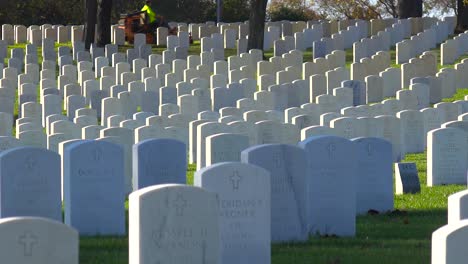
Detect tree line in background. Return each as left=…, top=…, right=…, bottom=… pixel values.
left=0, top=0, right=464, bottom=26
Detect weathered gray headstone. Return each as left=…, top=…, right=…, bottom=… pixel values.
left=395, top=163, right=421, bottom=194
left=63, top=140, right=125, bottom=235
left=0, top=217, right=78, bottom=264
left=0, top=147, right=61, bottom=221
left=129, top=184, right=219, bottom=264
left=241, top=144, right=308, bottom=242
left=195, top=162, right=270, bottom=264
left=298, top=135, right=357, bottom=237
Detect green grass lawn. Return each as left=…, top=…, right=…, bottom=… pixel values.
left=3, top=39, right=468, bottom=263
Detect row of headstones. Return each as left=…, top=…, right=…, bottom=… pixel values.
left=2, top=38, right=464, bottom=151
left=1, top=37, right=182, bottom=74
left=6, top=51, right=345, bottom=121
left=140, top=18, right=352, bottom=51
left=4, top=38, right=466, bottom=109
left=396, top=20, right=452, bottom=65
left=402, top=58, right=468, bottom=99
left=310, top=21, right=379, bottom=59
left=263, top=23, right=323, bottom=51
left=12, top=77, right=467, bottom=172
left=102, top=45, right=459, bottom=105
left=0, top=138, right=185, bottom=233
left=187, top=19, right=334, bottom=42
left=190, top=100, right=468, bottom=170
left=400, top=51, right=437, bottom=87
left=27, top=47, right=466, bottom=117
left=0, top=134, right=393, bottom=262
left=354, top=18, right=429, bottom=62
left=350, top=51, right=393, bottom=83
left=353, top=15, right=453, bottom=63
left=432, top=189, right=468, bottom=264
left=379, top=57, right=466, bottom=105
left=156, top=16, right=433, bottom=58
left=278, top=19, right=369, bottom=58
left=0, top=18, right=460, bottom=258
left=2, top=34, right=463, bottom=116
left=186, top=16, right=454, bottom=47
left=161, top=19, right=349, bottom=51
left=131, top=119, right=464, bottom=262
left=0, top=15, right=455, bottom=48
left=352, top=28, right=394, bottom=63
left=318, top=17, right=453, bottom=62
left=0, top=23, right=126, bottom=49
left=7, top=79, right=458, bottom=196
left=1, top=24, right=83, bottom=45
left=2, top=38, right=120, bottom=71
left=3, top=44, right=263, bottom=97
left=4, top=59, right=468, bottom=158
left=441, top=30, right=468, bottom=65
left=218, top=67, right=468, bottom=151
left=193, top=17, right=449, bottom=56
left=190, top=20, right=325, bottom=42
left=132, top=136, right=394, bottom=263
left=4, top=45, right=462, bottom=134
left=0, top=130, right=462, bottom=263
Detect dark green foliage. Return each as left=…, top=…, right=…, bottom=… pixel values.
left=269, top=6, right=314, bottom=22
left=221, top=0, right=250, bottom=22
left=0, top=0, right=85, bottom=26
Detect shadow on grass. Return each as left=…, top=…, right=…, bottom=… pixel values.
left=77, top=209, right=444, bottom=264
left=271, top=209, right=445, bottom=264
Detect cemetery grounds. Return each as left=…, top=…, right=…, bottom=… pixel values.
left=5, top=40, right=468, bottom=264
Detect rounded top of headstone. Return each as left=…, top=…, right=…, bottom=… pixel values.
left=242, top=143, right=305, bottom=158
left=129, top=183, right=209, bottom=200
left=298, top=134, right=350, bottom=148
left=433, top=219, right=468, bottom=238
left=136, top=138, right=186, bottom=148
left=0, top=146, right=59, bottom=159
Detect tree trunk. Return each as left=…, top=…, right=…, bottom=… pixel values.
left=96, top=0, right=113, bottom=47
left=84, top=0, right=98, bottom=50
left=217, top=0, right=223, bottom=23
left=457, top=0, right=468, bottom=33
left=397, top=0, right=422, bottom=19
left=247, top=0, right=268, bottom=51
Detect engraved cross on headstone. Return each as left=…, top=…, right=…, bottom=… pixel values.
left=367, top=143, right=372, bottom=156
left=25, top=156, right=36, bottom=171
left=93, top=147, right=102, bottom=161
left=230, top=171, right=242, bottom=191
left=273, top=152, right=282, bottom=168
left=173, top=193, right=187, bottom=216
left=18, top=231, right=38, bottom=257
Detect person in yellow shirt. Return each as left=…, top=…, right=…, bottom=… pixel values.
left=141, top=0, right=168, bottom=31
left=141, top=0, right=156, bottom=24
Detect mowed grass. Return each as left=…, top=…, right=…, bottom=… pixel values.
left=3, top=39, right=468, bottom=263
